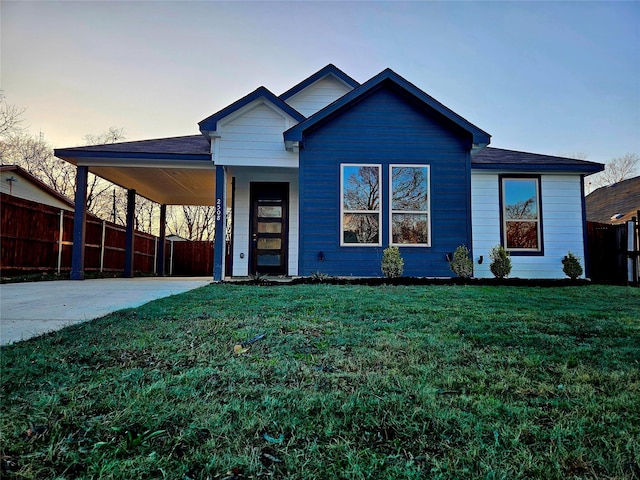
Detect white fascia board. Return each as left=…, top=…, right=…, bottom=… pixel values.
left=75, top=157, right=215, bottom=169
left=214, top=157, right=299, bottom=168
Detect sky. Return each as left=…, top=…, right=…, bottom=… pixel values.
left=2, top=1, right=639, bottom=164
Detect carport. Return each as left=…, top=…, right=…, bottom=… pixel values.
left=54, top=135, right=223, bottom=280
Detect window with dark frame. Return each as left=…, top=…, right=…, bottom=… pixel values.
left=501, top=177, right=542, bottom=252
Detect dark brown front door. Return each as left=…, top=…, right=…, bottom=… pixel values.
left=250, top=182, right=288, bottom=276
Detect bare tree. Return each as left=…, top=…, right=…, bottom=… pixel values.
left=83, top=126, right=126, bottom=146
left=166, top=205, right=215, bottom=241
left=599, top=153, right=639, bottom=185
left=81, top=128, right=129, bottom=220
left=0, top=93, right=26, bottom=139
left=1, top=132, right=77, bottom=199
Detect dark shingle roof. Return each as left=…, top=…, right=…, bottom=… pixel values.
left=55, top=135, right=211, bottom=158
left=585, top=176, right=640, bottom=224
left=472, top=147, right=604, bottom=174
left=285, top=68, right=491, bottom=148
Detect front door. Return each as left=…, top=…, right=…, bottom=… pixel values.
left=249, top=182, right=289, bottom=276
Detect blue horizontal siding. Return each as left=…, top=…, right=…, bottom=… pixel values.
left=299, top=87, right=473, bottom=277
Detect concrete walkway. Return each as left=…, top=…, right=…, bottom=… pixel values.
left=0, top=277, right=212, bottom=345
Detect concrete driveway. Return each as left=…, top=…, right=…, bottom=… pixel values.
left=0, top=277, right=212, bottom=345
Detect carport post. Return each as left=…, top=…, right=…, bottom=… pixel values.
left=157, top=204, right=167, bottom=276
left=213, top=165, right=226, bottom=282
left=71, top=166, right=89, bottom=280
left=124, top=189, right=136, bottom=278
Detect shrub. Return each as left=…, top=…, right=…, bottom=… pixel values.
left=489, top=245, right=512, bottom=279
left=381, top=245, right=404, bottom=278
left=310, top=271, right=332, bottom=282
left=449, top=245, right=473, bottom=278
left=562, top=252, right=583, bottom=280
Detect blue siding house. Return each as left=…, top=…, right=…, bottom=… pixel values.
left=55, top=65, right=603, bottom=280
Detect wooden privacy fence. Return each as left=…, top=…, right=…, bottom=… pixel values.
left=167, top=241, right=214, bottom=276
left=1, top=193, right=213, bottom=277
left=587, top=214, right=639, bottom=285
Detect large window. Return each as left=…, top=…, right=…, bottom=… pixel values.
left=390, top=165, right=430, bottom=246
left=501, top=177, right=542, bottom=252
left=341, top=165, right=381, bottom=245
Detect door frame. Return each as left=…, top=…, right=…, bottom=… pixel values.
left=249, top=182, right=289, bottom=276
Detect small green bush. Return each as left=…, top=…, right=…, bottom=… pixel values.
left=381, top=245, right=404, bottom=278
left=562, top=252, right=583, bottom=280
left=489, top=245, right=512, bottom=279
left=310, top=271, right=332, bottom=282
left=449, top=245, right=473, bottom=278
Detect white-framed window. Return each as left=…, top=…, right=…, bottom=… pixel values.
left=341, top=164, right=382, bottom=246
left=390, top=165, right=431, bottom=246
left=500, top=176, right=543, bottom=253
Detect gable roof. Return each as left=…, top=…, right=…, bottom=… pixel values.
left=472, top=147, right=605, bottom=174
left=1, top=164, right=76, bottom=210
left=585, top=175, right=640, bottom=224
left=279, top=64, right=360, bottom=101
left=284, top=68, right=491, bottom=151
left=199, top=86, right=306, bottom=134
left=55, top=135, right=211, bottom=162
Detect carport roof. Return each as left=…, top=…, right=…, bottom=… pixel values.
left=55, top=135, right=211, bottom=160
left=54, top=135, right=216, bottom=206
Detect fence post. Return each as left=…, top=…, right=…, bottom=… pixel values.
left=629, top=215, right=639, bottom=286
left=170, top=240, right=174, bottom=276
left=153, top=237, right=158, bottom=274
left=57, top=210, right=64, bottom=274
left=100, top=220, right=106, bottom=272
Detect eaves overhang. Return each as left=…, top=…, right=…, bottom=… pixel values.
left=471, top=163, right=605, bottom=174
left=53, top=135, right=215, bottom=205
left=471, top=147, right=605, bottom=175
left=284, top=68, right=491, bottom=148
left=54, top=149, right=212, bottom=167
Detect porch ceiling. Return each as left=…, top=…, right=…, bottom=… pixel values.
left=54, top=135, right=216, bottom=206
left=90, top=165, right=216, bottom=206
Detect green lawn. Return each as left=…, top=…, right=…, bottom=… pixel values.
left=1, top=284, right=639, bottom=479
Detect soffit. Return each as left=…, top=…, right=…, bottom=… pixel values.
left=89, top=165, right=216, bottom=206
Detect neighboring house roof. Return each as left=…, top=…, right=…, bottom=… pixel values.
left=284, top=68, right=491, bottom=151
left=167, top=234, right=189, bottom=242
left=472, top=147, right=604, bottom=174
left=199, top=86, right=306, bottom=134
left=1, top=164, right=75, bottom=211
left=585, top=175, right=640, bottom=224
left=279, top=64, right=360, bottom=101
left=54, top=135, right=211, bottom=162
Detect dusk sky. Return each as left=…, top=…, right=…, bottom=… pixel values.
left=2, top=1, right=639, bottom=164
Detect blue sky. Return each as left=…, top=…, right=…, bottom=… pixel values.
left=2, top=1, right=639, bottom=163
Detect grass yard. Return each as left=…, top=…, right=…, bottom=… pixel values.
left=1, top=284, right=639, bottom=479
